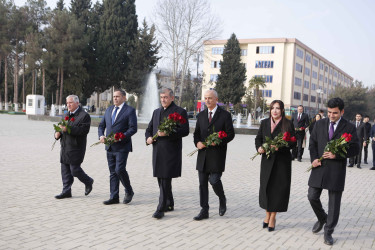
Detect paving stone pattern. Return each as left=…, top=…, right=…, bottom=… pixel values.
left=0, top=114, right=374, bottom=249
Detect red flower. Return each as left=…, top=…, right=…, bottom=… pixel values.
left=168, top=113, right=174, bottom=120
left=290, top=136, right=297, bottom=142
left=65, top=116, right=69, bottom=121
left=70, top=117, right=75, bottom=122
left=179, top=116, right=187, bottom=124
left=218, top=131, right=227, bottom=139
left=300, top=127, right=305, bottom=130
left=119, top=133, right=125, bottom=140
left=341, top=133, right=348, bottom=138
left=114, top=133, right=121, bottom=141
left=283, top=131, right=291, bottom=138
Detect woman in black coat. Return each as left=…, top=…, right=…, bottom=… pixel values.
left=308, top=113, right=322, bottom=135
left=255, top=100, right=296, bottom=232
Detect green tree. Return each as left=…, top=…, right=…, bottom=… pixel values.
left=123, top=19, right=161, bottom=108
left=328, top=80, right=367, bottom=120
left=98, top=0, right=138, bottom=88
left=248, top=76, right=266, bottom=118
left=215, top=33, right=246, bottom=110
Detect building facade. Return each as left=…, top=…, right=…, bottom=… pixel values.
left=202, top=38, right=353, bottom=116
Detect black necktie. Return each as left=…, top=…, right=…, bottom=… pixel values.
left=209, top=112, right=212, bottom=123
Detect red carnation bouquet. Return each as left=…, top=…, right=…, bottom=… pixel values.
left=148, top=112, right=187, bottom=144
left=187, top=130, right=228, bottom=156
left=306, top=133, right=352, bottom=172
left=51, top=116, right=75, bottom=150
left=90, top=132, right=126, bottom=147
left=251, top=131, right=296, bottom=160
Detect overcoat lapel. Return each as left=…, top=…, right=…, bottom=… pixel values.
left=201, top=109, right=209, bottom=129
left=331, top=118, right=346, bottom=140
left=270, top=118, right=281, bottom=138
left=112, top=105, right=127, bottom=126
left=208, top=107, right=220, bottom=129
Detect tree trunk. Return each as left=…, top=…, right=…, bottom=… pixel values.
left=23, top=53, right=26, bottom=104
left=0, top=55, right=2, bottom=106
left=4, top=56, right=8, bottom=109
left=59, top=68, right=64, bottom=106
left=56, top=67, right=60, bottom=105
left=14, top=53, right=19, bottom=104
left=42, top=68, right=45, bottom=96
left=96, top=90, right=100, bottom=115
left=32, top=70, right=35, bottom=95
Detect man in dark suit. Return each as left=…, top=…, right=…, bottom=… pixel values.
left=193, top=90, right=235, bottom=220
left=145, top=88, right=189, bottom=219
left=348, top=113, right=367, bottom=169
left=291, top=105, right=309, bottom=161
left=98, top=89, right=137, bottom=205
left=370, top=119, right=375, bottom=170
left=308, top=97, right=359, bottom=246
left=54, top=95, right=94, bottom=199
left=362, top=115, right=371, bottom=164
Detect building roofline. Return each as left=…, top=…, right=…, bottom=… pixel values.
left=204, top=38, right=353, bottom=81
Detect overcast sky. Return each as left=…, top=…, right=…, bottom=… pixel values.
left=14, top=0, right=375, bottom=87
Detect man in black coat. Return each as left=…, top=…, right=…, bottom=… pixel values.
left=362, top=115, right=371, bottom=164
left=291, top=105, right=309, bottom=161
left=54, top=95, right=94, bottom=199
left=193, top=90, right=235, bottom=220
left=370, top=119, right=375, bottom=170
left=98, top=89, right=137, bottom=205
left=145, top=88, right=189, bottom=219
left=308, top=97, right=359, bottom=246
left=348, top=113, right=367, bottom=168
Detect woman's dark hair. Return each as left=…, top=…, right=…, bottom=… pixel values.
left=312, top=113, right=322, bottom=123
left=270, top=100, right=291, bottom=133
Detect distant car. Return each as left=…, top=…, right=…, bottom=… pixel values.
left=187, top=111, right=198, bottom=119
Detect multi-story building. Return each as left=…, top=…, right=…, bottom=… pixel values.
left=202, top=38, right=353, bottom=116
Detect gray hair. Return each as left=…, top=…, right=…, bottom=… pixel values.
left=205, top=89, right=218, bottom=98
left=66, top=95, right=79, bottom=103
left=114, top=89, right=126, bottom=96
left=160, top=88, right=174, bottom=97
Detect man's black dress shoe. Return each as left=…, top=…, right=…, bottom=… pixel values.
left=348, top=164, right=354, bottom=167
left=263, top=222, right=269, bottom=228
left=193, top=210, right=209, bottom=221
left=297, top=159, right=302, bottom=162
left=370, top=167, right=375, bottom=170
left=103, top=198, right=119, bottom=205
left=364, top=161, right=368, bottom=164
left=324, top=233, right=334, bottom=245
left=357, top=165, right=362, bottom=169
left=85, top=180, right=94, bottom=196
left=312, top=220, right=326, bottom=233
left=123, top=192, right=134, bottom=204
left=219, top=197, right=227, bottom=216
left=152, top=210, right=164, bottom=219
left=55, top=192, right=72, bottom=199
left=165, top=206, right=174, bottom=212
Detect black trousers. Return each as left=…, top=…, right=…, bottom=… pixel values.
left=61, top=163, right=93, bottom=194
left=372, top=142, right=375, bottom=167
left=156, top=177, right=174, bottom=212
left=349, top=142, right=363, bottom=166
left=292, top=133, right=304, bottom=160
left=363, top=143, right=369, bottom=162
left=198, top=171, right=224, bottom=211
left=106, top=151, right=133, bottom=199
left=308, top=187, right=342, bottom=234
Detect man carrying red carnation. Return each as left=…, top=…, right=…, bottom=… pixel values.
left=145, top=88, right=189, bottom=219
left=54, top=95, right=94, bottom=199
left=308, top=97, right=359, bottom=245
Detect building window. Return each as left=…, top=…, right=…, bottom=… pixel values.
left=329, top=79, right=331, bottom=85
left=313, top=59, right=318, bottom=67
left=319, top=74, right=323, bottom=81
left=212, top=47, right=224, bottom=55
left=294, top=77, right=302, bottom=86
left=334, top=71, right=338, bottom=77
left=262, top=89, right=272, bottom=97
left=305, top=68, right=310, bottom=76
left=256, top=46, right=275, bottom=54
left=255, top=75, right=273, bottom=83
left=325, top=66, right=328, bottom=72
left=294, top=91, right=301, bottom=100
left=255, top=60, right=274, bottom=68
left=241, top=49, right=248, bottom=56
left=305, top=54, right=311, bottom=63
left=333, top=81, right=337, bottom=86
left=304, top=80, right=309, bottom=88
left=324, top=88, right=327, bottom=94
left=330, top=68, right=333, bottom=75
left=311, top=96, right=316, bottom=102
left=320, top=62, right=324, bottom=70
left=318, top=97, right=322, bottom=103
left=312, top=71, right=318, bottom=79
left=211, top=61, right=221, bottom=68
left=295, top=63, right=303, bottom=73
left=311, top=83, right=316, bottom=90
left=296, top=48, right=304, bottom=58
left=210, top=74, right=218, bottom=82
left=303, top=94, right=309, bottom=101
left=325, top=77, right=328, bottom=83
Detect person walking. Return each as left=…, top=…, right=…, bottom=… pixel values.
left=291, top=105, right=309, bottom=161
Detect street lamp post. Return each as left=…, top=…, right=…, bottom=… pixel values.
left=193, top=52, right=203, bottom=115
left=316, top=88, right=323, bottom=113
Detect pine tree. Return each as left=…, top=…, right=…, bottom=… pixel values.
left=98, top=0, right=138, bottom=88
left=215, top=33, right=246, bottom=109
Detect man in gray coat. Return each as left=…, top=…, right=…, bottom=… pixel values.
left=54, top=95, right=94, bottom=199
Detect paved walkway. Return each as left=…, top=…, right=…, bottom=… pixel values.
left=0, top=114, right=374, bottom=249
